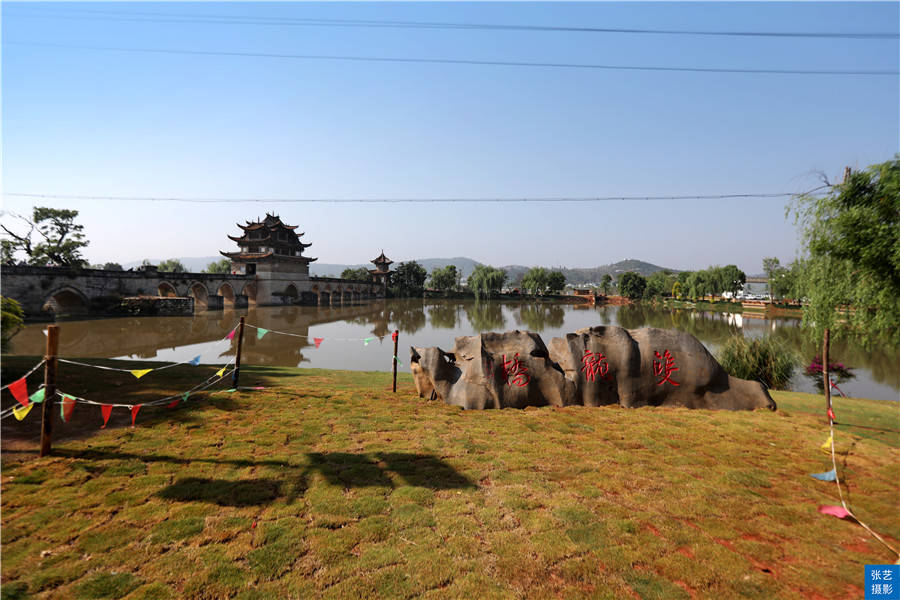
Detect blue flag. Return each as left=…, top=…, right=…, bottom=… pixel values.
left=189, top=355, right=201, bottom=366
left=810, top=469, right=837, bottom=481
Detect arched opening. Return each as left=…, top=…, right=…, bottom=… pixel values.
left=158, top=282, right=177, bottom=297
left=189, top=282, right=209, bottom=310
left=282, top=284, right=298, bottom=305
left=42, top=287, right=89, bottom=316
left=243, top=282, right=257, bottom=307
left=218, top=283, right=236, bottom=308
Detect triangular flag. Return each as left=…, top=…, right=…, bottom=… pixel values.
left=392, top=331, right=398, bottom=343
left=364, top=337, right=374, bottom=346
left=8, top=377, right=29, bottom=407
left=821, top=434, right=833, bottom=451
left=818, top=505, right=851, bottom=519
left=29, top=388, right=45, bottom=404
left=167, top=399, right=180, bottom=409
left=393, top=356, right=402, bottom=367
left=101, top=405, right=113, bottom=428
left=215, top=366, right=226, bottom=378
left=314, top=337, right=324, bottom=349
left=226, top=388, right=237, bottom=393
left=827, top=407, right=836, bottom=421
left=42, top=329, right=48, bottom=336
left=13, top=403, right=34, bottom=421
left=130, top=369, right=152, bottom=379
left=60, top=394, right=76, bottom=422
left=257, top=328, right=269, bottom=340
left=182, top=391, right=190, bottom=402
left=130, top=405, right=141, bottom=428
left=810, top=469, right=837, bottom=481
left=189, top=355, right=201, bottom=366
left=227, top=330, right=235, bottom=340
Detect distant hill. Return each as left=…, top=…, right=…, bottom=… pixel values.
left=121, top=256, right=672, bottom=284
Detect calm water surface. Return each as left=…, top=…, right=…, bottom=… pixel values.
left=9, top=299, right=899, bottom=401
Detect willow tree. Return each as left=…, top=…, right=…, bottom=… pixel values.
left=791, top=157, right=900, bottom=417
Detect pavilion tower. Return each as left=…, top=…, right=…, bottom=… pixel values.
left=369, top=250, right=393, bottom=294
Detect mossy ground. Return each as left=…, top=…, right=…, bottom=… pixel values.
left=2, top=356, right=897, bottom=599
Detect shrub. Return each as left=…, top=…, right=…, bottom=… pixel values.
left=717, top=335, right=798, bottom=390
left=1, top=296, right=24, bottom=353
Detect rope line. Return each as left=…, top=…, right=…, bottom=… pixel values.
left=245, top=323, right=381, bottom=342
left=0, top=360, right=45, bottom=390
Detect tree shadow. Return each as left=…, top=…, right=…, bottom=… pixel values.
left=157, top=477, right=282, bottom=506
left=306, top=452, right=394, bottom=488
left=375, top=452, right=475, bottom=489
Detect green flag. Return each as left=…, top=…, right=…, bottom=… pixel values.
left=257, top=328, right=269, bottom=340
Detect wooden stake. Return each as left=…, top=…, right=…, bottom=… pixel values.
left=392, top=330, right=399, bottom=393
left=232, top=316, right=245, bottom=389
left=39, top=325, right=59, bottom=458
left=823, top=327, right=831, bottom=421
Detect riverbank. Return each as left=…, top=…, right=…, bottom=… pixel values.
left=2, top=358, right=897, bottom=599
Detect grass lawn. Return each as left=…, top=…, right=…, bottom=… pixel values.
left=1, top=356, right=898, bottom=599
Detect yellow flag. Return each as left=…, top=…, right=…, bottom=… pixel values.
left=821, top=434, right=833, bottom=452
left=13, top=403, right=34, bottom=421
left=130, top=369, right=153, bottom=379
left=216, top=366, right=226, bottom=378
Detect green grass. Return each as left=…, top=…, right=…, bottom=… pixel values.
left=2, top=356, right=898, bottom=599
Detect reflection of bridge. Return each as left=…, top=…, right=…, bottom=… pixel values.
left=0, top=265, right=379, bottom=319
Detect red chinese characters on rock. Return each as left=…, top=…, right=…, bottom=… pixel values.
left=502, top=353, right=530, bottom=387
left=581, top=350, right=609, bottom=382
left=653, top=350, right=680, bottom=386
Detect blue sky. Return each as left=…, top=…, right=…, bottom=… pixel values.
left=2, top=2, right=897, bottom=273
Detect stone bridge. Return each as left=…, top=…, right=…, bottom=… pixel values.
left=0, top=265, right=380, bottom=319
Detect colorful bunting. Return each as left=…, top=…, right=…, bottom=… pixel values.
left=314, top=338, right=324, bottom=349
left=101, top=404, right=113, bottom=428
left=130, top=369, right=152, bottom=379
left=818, top=505, right=852, bottom=519
left=167, top=399, right=181, bottom=409
left=215, top=366, right=226, bottom=378
left=257, top=328, right=269, bottom=340
left=130, top=405, right=141, bottom=427
left=8, top=377, right=29, bottom=407
left=13, top=403, right=34, bottom=421
left=29, top=388, right=45, bottom=404
left=364, top=337, right=374, bottom=346
left=227, top=330, right=236, bottom=340
left=811, top=469, right=837, bottom=481
left=60, top=394, right=76, bottom=422
left=821, top=434, right=833, bottom=451
left=827, top=407, right=836, bottom=421
left=189, top=355, right=201, bottom=366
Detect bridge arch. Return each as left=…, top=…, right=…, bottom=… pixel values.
left=241, top=282, right=257, bottom=306
left=217, top=282, right=236, bottom=308
left=188, top=281, right=209, bottom=310
left=282, top=283, right=298, bottom=305
left=158, top=281, right=178, bottom=297
left=42, top=286, right=90, bottom=316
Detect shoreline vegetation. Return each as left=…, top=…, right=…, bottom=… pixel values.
left=1, top=359, right=896, bottom=599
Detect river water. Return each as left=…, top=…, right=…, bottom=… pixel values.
left=7, top=299, right=899, bottom=401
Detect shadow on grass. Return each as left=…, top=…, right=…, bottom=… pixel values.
left=13, top=448, right=476, bottom=507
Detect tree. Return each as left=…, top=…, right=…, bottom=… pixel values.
left=158, top=258, right=187, bottom=273
left=790, top=158, right=900, bottom=416
left=645, top=270, right=675, bottom=299
left=721, top=265, right=746, bottom=300
left=618, top=272, right=647, bottom=300
left=600, top=274, right=613, bottom=296
left=102, top=262, right=123, bottom=271
left=1, top=296, right=24, bottom=352
left=546, top=271, right=567, bottom=294
left=341, top=267, right=370, bottom=281
left=521, top=267, right=549, bottom=295
left=762, top=257, right=781, bottom=300
left=468, top=265, right=507, bottom=300
left=390, top=261, right=427, bottom=297
left=206, top=258, right=232, bottom=274
left=429, top=265, right=459, bottom=294
left=0, top=207, right=88, bottom=267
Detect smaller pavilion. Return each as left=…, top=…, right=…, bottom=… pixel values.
left=369, top=251, right=393, bottom=293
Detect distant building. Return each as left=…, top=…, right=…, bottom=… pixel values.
left=369, top=250, right=394, bottom=293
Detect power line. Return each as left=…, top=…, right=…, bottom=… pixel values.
left=7, top=6, right=898, bottom=40
left=5, top=41, right=896, bottom=76
left=3, top=189, right=829, bottom=204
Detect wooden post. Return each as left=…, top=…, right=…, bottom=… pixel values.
left=39, top=326, right=59, bottom=458
left=392, top=330, right=399, bottom=393
left=823, top=328, right=831, bottom=421
left=232, top=317, right=245, bottom=389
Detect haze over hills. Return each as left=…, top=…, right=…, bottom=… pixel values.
left=122, top=256, right=672, bottom=284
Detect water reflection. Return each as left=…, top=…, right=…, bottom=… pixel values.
left=6, top=299, right=898, bottom=401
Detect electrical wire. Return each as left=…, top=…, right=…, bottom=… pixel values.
left=4, top=41, right=896, bottom=77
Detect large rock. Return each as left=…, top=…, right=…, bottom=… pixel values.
left=548, top=326, right=776, bottom=411
left=410, top=326, right=776, bottom=411
left=410, top=331, right=573, bottom=409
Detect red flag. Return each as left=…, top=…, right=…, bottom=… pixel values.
left=392, top=331, right=398, bottom=343
left=827, top=407, right=836, bottom=421
left=8, top=377, right=29, bottom=407
left=167, top=399, right=180, bottom=409
left=227, top=330, right=235, bottom=340
left=60, top=395, right=76, bottom=422
left=314, top=337, right=324, bottom=349
left=818, top=504, right=851, bottom=519
left=130, top=405, right=141, bottom=428
left=101, top=404, right=113, bottom=428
